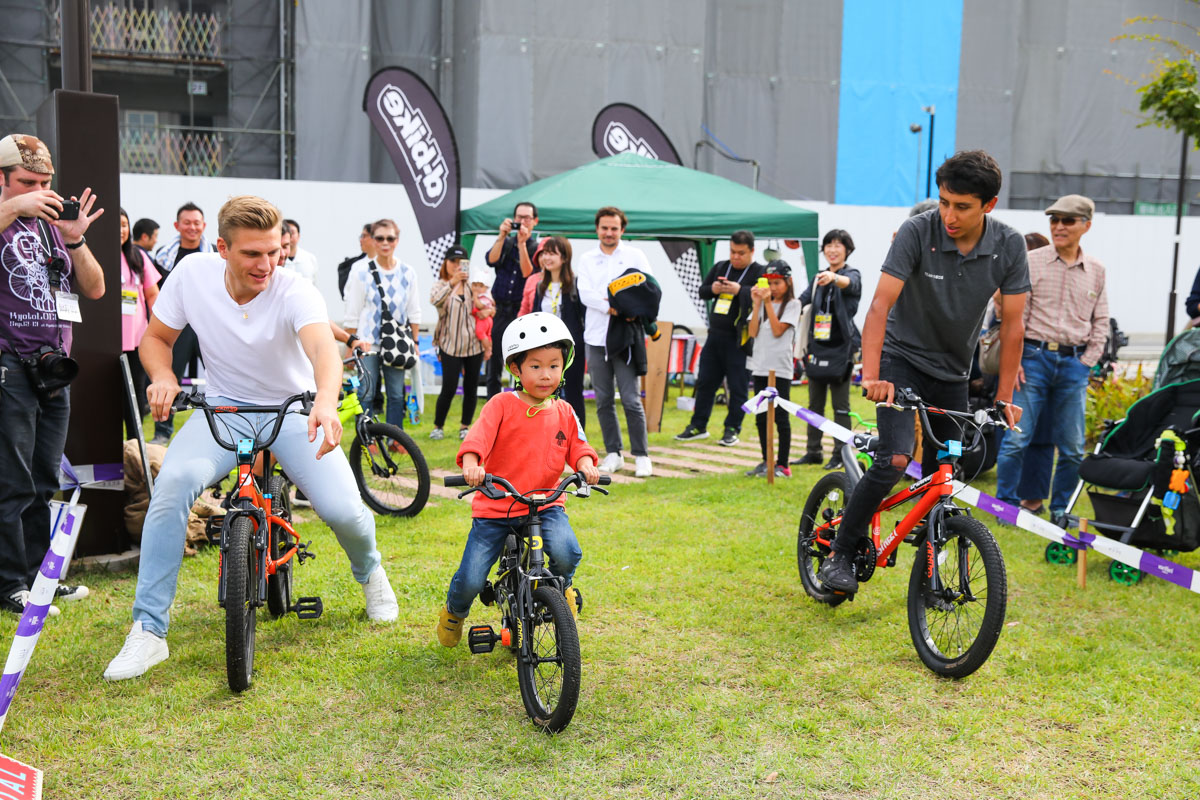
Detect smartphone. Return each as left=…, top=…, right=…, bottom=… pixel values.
left=59, top=200, right=80, bottom=221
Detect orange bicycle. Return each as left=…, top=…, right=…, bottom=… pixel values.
left=797, top=389, right=1012, bottom=678
left=178, top=391, right=323, bottom=692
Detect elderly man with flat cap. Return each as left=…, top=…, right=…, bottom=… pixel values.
left=0, top=133, right=105, bottom=614
left=995, top=194, right=1108, bottom=524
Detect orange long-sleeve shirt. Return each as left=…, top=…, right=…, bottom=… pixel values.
left=457, top=392, right=598, bottom=518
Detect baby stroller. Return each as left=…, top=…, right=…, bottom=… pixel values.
left=1054, top=377, right=1200, bottom=584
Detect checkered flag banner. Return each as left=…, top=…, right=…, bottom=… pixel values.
left=424, top=232, right=456, bottom=278
left=661, top=239, right=706, bottom=319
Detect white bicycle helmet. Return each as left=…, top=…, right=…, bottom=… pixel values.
left=503, top=312, right=575, bottom=377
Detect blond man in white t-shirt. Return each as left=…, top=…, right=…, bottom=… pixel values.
left=104, top=196, right=398, bottom=682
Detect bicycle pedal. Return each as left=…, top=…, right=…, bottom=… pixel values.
left=295, top=541, right=316, bottom=564
left=479, top=581, right=495, bottom=607
left=205, top=516, right=224, bottom=545
left=468, top=624, right=498, bottom=654
left=292, top=596, right=323, bottom=619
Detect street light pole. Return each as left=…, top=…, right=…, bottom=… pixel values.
left=923, top=105, right=936, bottom=198
left=909, top=123, right=923, bottom=205
left=1167, top=130, right=1190, bottom=344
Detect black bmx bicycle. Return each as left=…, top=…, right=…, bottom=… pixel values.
left=180, top=391, right=324, bottom=692
left=443, top=472, right=610, bottom=732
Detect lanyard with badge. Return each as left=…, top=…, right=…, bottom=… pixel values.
left=712, top=263, right=746, bottom=316
left=813, top=276, right=835, bottom=341
left=121, top=257, right=141, bottom=317
left=26, top=218, right=81, bottom=323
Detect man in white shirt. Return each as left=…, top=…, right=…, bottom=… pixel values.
left=576, top=206, right=654, bottom=478
left=104, top=195, right=399, bottom=682
left=284, top=218, right=319, bottom=284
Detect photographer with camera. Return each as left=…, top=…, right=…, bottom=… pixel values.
left=484, top=202, right=539, bottom=397
left=0, top=133, right=105, bottom=614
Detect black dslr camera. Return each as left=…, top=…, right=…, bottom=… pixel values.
left=22, top=345, right=79, bottom=396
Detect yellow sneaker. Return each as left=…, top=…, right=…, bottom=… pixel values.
left=564, top=586, right=581, bottom=619
left=437, top=606, right=464, bottom=647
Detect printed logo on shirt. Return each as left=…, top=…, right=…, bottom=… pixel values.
left=3, top=229, right=70, bottom=315
left=924, top=272, right=944, bottom=280
left=555, top=430, right=567, bottom=447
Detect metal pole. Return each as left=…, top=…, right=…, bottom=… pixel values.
left=925, top=106, right=936, bottom=198
left=1167, top=131, right=1189, bottom=343
left=60, top=0, right=91, bottom=93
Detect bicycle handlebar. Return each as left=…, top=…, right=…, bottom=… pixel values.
left=443, top=472, right=611, bottom=505
left=173, top=391, right=315, bottom=455
left=874, top=388, right=1018, bottom=456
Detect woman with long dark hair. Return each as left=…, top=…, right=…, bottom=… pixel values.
left=519, top=236, right=586, bottom=425
left=120, top=208, right=162, bottom=437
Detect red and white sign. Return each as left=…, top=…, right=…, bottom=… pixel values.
left=0, top=755, right=41, bottom=800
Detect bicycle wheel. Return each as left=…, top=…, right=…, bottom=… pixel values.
left=907, top=515, right=1007, bottom=678
left=224, top=515, right=258, bottom=692
left=516, top=585, right=581, bottom=733
left=797, top=471, right=851, bottom=607
left=265, top=475, right=293, bottom=618
left=349, top=421, right=431, bottom=517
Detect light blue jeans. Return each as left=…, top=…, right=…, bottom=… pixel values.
left=996, top=344, right=1091, bottom=513
left=445, top=506, right=581, bottom=618
left=131, top=395, right=380, bottom=637
left=362, top=353, right=406, bottom=429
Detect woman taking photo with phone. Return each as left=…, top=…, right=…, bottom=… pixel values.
left=429, top=244, right=485, bottom=440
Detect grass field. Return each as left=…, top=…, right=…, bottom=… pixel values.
left=4, top=392, right=1200, bottom=798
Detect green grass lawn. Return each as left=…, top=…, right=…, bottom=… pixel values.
left=7, top=389, right=1200, bottom=798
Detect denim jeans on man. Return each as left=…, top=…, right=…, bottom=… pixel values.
left=445, top=505, right=581, bottom=617
left=687, top=328, right=749, bottom=435
left=995, top=343, right=1090, bottom=513
left=131, top=395, right=380, bottom=637
left=586, top=343, right=648, bottom=457
left=362, top=352, right=407, bottom=429
left=0, top=352, right=70, bottom=597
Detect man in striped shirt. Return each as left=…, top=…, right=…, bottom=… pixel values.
left=995, top=194, right=1108, bottom=522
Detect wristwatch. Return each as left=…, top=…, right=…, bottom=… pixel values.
left=65, top=236, right=85, bottom=250
left=346, top=333, right=359, bottom=346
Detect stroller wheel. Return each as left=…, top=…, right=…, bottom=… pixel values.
left=1044, top=542, right=1078, bottom=565
left=1108, top=560, right=1142, bottom=586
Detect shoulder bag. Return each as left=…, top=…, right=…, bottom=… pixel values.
left=369, top=261, right=418, bottom=370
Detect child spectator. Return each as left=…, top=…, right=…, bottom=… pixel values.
left=470, top=270, right=496, bottom=361
left=746, top=260, right=802, bottom=478
left=436, top=312, right=599, bottom=646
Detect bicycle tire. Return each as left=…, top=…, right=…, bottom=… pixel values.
left=349, top=422, right=431, bottom=517
left=224, top=515, right=257, bottom=692
left=796, top=471, right=851, bottom=607
left=516, top=585, right=581, bottom=733
left=265, top=475, right=293, bottom=618
left=906, top=515, right=1006, bottom=678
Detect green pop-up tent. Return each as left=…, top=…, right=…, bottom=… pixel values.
left=459, top=153, right=819, bottom=312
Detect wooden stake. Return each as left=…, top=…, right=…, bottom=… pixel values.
left=1077, top=518, right=1088, bottom=589
left=766, top=370, right=776, bottom=486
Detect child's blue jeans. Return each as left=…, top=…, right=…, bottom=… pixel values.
left=445, top=506, right=581, bottom=618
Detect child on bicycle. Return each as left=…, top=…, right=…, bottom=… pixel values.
left=437, top=312, right=600, bottom=646
left=817, top=151, right=1028, bottom=595
left=746, top=260, right=802, bottom=478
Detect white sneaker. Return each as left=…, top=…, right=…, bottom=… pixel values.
left=362, top=565, right=399, bottom=622
left=103, top=621, right=169, bottom=681
left=599, top=452, right=625, bottom=473
left=634, top=456, right=653, bottom=478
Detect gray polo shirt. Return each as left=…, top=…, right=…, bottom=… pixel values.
left=882, top=209, right=1030, bottom=381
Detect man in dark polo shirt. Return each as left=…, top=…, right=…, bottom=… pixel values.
left=484, top=201, right=539, bottom=397
left=819, top=150, right=1030, bottom=594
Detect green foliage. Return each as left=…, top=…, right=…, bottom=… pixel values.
left=1086, top=365, right=1154, bottom=447
left=1116, top=9, right=1200, bottom=140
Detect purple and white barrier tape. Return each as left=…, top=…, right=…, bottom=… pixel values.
left=742, top=388, right=1200, bottom=595
left=0, top=502, right=85, bottom=734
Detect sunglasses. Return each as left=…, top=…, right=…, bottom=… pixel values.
left=373, top=235, right=397, bottom=242
left=1049, top=216, right=1082, bottom=226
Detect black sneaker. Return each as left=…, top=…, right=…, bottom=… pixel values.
left=823, top=456, right=843, bottom=471
left=718, top=429, right=739, bottom=447
left=817, top=551, right=859, bottom=593
left=674, top=425, right=708, bottom=442
left=792, top=453, right=823, bottom=465
left=745, top=461, right=767, bottom=477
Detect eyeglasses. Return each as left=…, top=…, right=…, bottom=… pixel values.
left=1049, top=216, right=1081, bottom=227
left=373, top=235, right=397, bottom=242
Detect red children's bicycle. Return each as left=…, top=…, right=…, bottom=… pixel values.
left=797, top=390, right=1012, bottom=678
